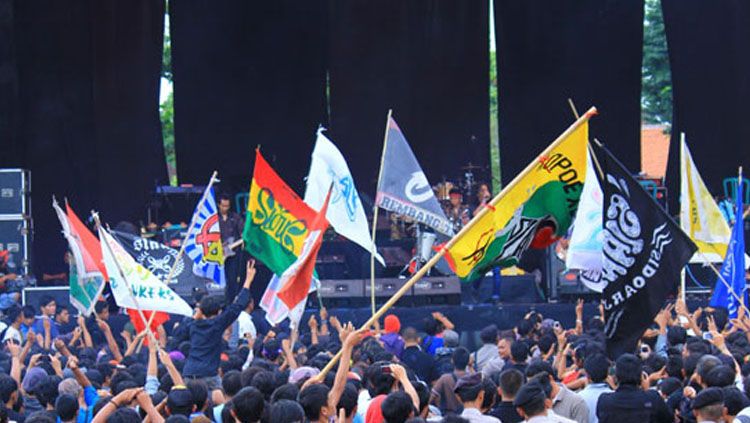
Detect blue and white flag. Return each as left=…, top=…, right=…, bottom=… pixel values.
left=184, top=187, right=226, bottom=286
left=709, top=179, right=746, bottom=319
left=376, top=117, right=452, bottom=236
left=304, top=128, right=385, bottom=265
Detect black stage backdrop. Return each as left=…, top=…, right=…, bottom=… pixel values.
left=662, top=0, right=750, bottom=211
left=327, top=0, right=489, bottom=194
left=6, top=1, right=166, bottom=276
left=170, top=0, right=327, bottom=196
left=494, top=0, right=643, bottom=184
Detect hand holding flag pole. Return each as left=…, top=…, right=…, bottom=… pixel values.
left=317, top=107, right=598, bottom=378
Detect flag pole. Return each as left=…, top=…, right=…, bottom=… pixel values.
left=680, top=133, right=687, bottom=301
left=317, top=106, right=598, bottom=377
left=140, top=171, right=219, bottom=340
left=370, top=109, right=392, bottom=316
left=93, top=213, right=160, bottom=347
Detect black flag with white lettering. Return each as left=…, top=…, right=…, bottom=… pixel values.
left=589, top=143, right=696, bottom=358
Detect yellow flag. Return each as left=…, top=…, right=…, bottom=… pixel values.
left=679, top=137, right=730, bottom=262
left=446, top=114, right=590, bottom=281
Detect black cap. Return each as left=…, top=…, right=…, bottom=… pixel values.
left=513, top=381, right=547, bottom=409
left=691, top=387, right=724, bottom=410
left=168, top=386, right=193, bottom=410
left=453, top=373, right=482, bottom=393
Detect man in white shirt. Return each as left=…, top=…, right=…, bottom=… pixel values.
left=577, top=354, right=612, bottom=423
left=455, top=373, right=501, bottom=423
left=514, top=380, right=559, bottom=423
left=237, top=298, right=256, bottom=339
left=1, top=305, right=24, bottom=344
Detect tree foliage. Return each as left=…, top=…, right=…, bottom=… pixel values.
left=641, top=0, right=672, bottom=126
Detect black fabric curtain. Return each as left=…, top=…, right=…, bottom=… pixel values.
left=170, top=0, right=328, bottom=196
left=662, top=0, right=750, bottom=211
left=494, top=0, right=644, bottom=184
left=6, top=0, right=166, bottom=276
left=327, top=0, right=490, bottom=194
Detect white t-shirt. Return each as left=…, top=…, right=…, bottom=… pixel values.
left=237, top=311, right=257, bottom=339
left=2, top=325, right=22, bottom=344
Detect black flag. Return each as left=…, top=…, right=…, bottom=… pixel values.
left=111, top=231, right=209, bottom=299
left=589, top=143, right=697, bottom=358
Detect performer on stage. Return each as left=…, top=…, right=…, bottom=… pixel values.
left=217, top=193, right=245, bottom=303
left=473, top=182, right=492, bottom=217
left=446, top=188, right=471, bottom=233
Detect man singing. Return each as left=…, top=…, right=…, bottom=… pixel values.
left=217, top=193, right=245, bottom=303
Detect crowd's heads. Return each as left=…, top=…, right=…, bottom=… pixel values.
left=452, top=347, right=470, bottom=371
left=384, top=315, right=401, bottom=334
left=167, top=386, right=195, bottom=417
left=583, top=353, right=610, bottom=384
left=270, top=399, right=305, bottom=423
left=443, top=330, right=460, bottom=348
left=691, top=387, right=725, bottom=422
left=230, top=387, right=265, bottom=423
left=55, top=394, right=79, bottom=422
left=381, top=391, right=414, bottom=423
left=402, top=327, right=419, bottom=343
left=454, top=373, right=484, bottom=404
left=513, top=381, right=547, bottom=419
left=510, top=341, right=529, bottom=363
left=198, top=295, right=224, bottom=318
left=364, top=361, right=396, bottom=397
left=496, top=368, right=524, bottom=400
left=480, top=325, right=499, bottom=345
left=614, top=354, right=642, bottom=386
left=298, top=383, right=331, bottom=422
left=38, top=295, right=56, bottom=315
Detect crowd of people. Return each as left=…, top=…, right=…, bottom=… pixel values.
left=1, top=262, right=750, bottom=423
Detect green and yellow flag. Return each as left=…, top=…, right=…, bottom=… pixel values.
left=446, top=111, right=593, bottom=281
left=243, top=150, right=318, bottom=276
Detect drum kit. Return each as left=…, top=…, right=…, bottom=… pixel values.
left=395, top=162, right=486, bottom=276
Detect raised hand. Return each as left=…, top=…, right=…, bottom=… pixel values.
left=243, top=259, right=257, bottom=288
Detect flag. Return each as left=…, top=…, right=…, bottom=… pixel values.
left=588, top=142, right=697, bottom=358
left=680, top=139, right=732, bottom=262
left=277, top=190, right=330, bottom=309
left=244, top=150, right=319, bottom=276
left=304, top=128, right=385, bottom=265
left=376, top=116, right=452, bottom=235
left=709, top=178, right=746, bottom=319
left=259, top=274, right=315, bottom=327
left=111, top=231, right=206, bottom=287
left=99, top=227, right=194, bottom=316
left=566, top=150, right=606, bottom=291
left=53, top=199, right=106, bottom=316
left=184, top=186, right=225, bottom=286
left=259, top=190, right=331, bottom=327
left=445, top=115, right=591, bottom=282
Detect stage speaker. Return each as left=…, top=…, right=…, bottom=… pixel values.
left=315, top=279, right=365, bottom=308
left=365, top=277, right=413, bottom=307
left=0, top=216, right=32, bottom=275
left=412, top=276, right=461, bottom=306
left=0, top=169, right=31, bottom=215
left=23, top=286, right=71, bottom=311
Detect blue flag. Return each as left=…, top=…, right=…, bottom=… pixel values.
left=184, top=187, right=226, bottom=286
left=709, top=180, right=746, bottom=318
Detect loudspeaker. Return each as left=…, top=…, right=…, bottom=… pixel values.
left=0, top=169, right=31, bottom=215
left=412, top=276, right=461, bottom=305
left=0, top=216, right=32, bottom=275
left=315, top=279, right=366, bottom=308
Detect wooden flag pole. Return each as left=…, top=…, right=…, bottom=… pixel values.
left=680, top=133, right=687, bottom=301
left=318, top=106, right=598, bottom=377
left=93, top=213, right=160, bottom=347
left=370, top=109, right=392, bottom=316
left=139, top=171, right=219, bottom=344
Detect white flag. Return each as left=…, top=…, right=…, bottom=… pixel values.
left=304, top=128, right=385, bottom=265
left=99, top=227, right=193, bottom=316
left=566, top=150, right=606, bottom=292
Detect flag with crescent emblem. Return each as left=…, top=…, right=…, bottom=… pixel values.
left=376, top=116, right=452, bottom=235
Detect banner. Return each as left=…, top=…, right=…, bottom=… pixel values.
left=53, top=200, right=106, bottom=316
left=244, top=150, right=319, bottom=276
left=566, top=150, right=605, bottom=291
left=99, top=227, right=193, bottom=317
left=376, top=117, right=452, bottom=235
left=111, top=231, right=206, bottom=287
left=589, top=142, right=696, bottom=358
left=184, top=186, right=225, bottom=286
left=680, top=138, right=732, bottom=262
left=446, top=117, right=589, bottom=282
left=304, top=129, right=385, bottom=265
left=709, top=178, right=747, bottom=319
